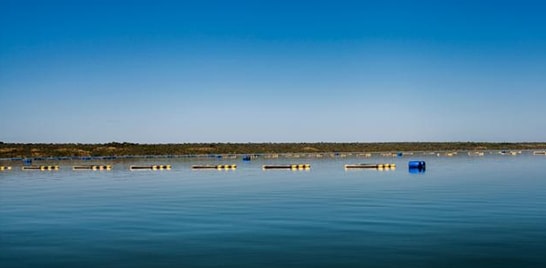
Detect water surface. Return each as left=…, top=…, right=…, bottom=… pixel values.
left=1, top=154, right=546, bottom=267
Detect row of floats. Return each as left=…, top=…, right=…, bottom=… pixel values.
left=4, top=150, right=544, bottom=163
left=0, top=162, right=426, bottom=173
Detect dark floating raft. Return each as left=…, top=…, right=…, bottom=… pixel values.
left=73, top=165, right=112, bottom=171
left=21, top=165, right=60, bottom=171
left=262, top=164, right=311, bottom=170
left=192, top=164, right=237, bottom=170
left=129, top=165, right=172, bottom=171
left=344, top=163, right=396, bottom=169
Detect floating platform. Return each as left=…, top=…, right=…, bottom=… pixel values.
left=73, top=165, right=112, bottom=171
left=1, top=166, right=12, bottom=171
left=499, top=150, right=520, bottom=156
left=533, top=151, right=546, bottom=155
left=21, top=165, right=60, bottom=171
left=129, top=165, right=171, bottom=171
left=192, top=164, right=237, bottom=170
left=468, top=151, right=485, bottom=156
left=262, top=164, right=310, bottom=170
left=344, top=163, right=396, bottom=169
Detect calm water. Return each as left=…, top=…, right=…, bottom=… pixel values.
left=1, top=154, right=546, bottom=267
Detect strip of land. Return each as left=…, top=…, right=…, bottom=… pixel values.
left=1, top=142, right=545, bottom=158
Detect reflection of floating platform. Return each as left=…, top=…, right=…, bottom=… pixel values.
left=73, top=165, right=112, bottom=171
left=1, top=166, right=12, bottom=171
left=22, top=165, right=60, bottom=171
left=129, top=165, right=171, bottom=171
left=345, top=163, right=396, bottom=170
left=263, top=164, right=310, bottom=170
left=192, top=164, right=237, bottom=170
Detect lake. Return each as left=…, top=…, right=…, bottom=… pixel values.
left=1, top=153, right=546, bottom=267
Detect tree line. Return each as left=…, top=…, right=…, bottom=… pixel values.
left=1, top=142, right=546, bottom=158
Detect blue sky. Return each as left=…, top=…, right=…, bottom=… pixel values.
left=1, top=0, right=545, bottom=143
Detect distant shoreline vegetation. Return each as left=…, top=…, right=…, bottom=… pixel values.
left=1, top=142, right=546, bottom=158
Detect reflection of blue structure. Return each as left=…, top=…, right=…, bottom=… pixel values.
left=409, top=161, right=426, bottom=174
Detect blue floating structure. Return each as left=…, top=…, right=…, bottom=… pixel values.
left=408, top=161, right=426, bottom=173
left=23, top=158, right=32, bottom=166
left=242, top=155, right=251, bottom=161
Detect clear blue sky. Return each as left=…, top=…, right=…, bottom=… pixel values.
left=1, top=0, right=545, bottom=143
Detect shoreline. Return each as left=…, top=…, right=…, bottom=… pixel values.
left=1, top=142, right=546, bottom=159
